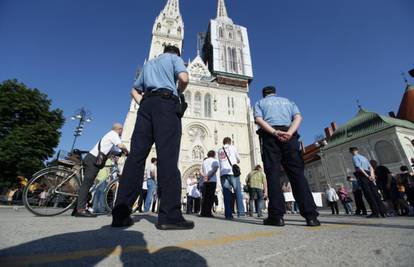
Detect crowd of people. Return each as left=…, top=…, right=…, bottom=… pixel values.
left=65, top=45, right=413, bottom=230
left=324, top=147, right=414, bottom=218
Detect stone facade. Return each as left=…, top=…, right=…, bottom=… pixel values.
left=120, top=0, right=261, bottom=199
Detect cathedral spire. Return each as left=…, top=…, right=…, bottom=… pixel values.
left=217, top=0, right=228, bottom=18
left=163, top=0, right=180, bottom=18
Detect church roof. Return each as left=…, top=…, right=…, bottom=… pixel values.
left=397, top=84, right=414, bottom=123
left=323, top=109, right=414, bottom=149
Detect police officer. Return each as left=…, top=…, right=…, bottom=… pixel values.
left=111, top=45, right=194, bottom=230
left=254, top=86, right=320, bottom=227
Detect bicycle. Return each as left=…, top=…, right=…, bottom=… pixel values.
left=23, top=150, right=123, bottom=216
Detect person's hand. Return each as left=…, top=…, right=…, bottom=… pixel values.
left=264, top=192, right=268, bottom=199
left=203, top=176, right=208, bottom=182
left=277, top=131, right=293, bottom=142
left=369, top=175, right=375, bottom=182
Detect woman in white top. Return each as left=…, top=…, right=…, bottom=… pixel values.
left=325, top=184, right=339, bottom=215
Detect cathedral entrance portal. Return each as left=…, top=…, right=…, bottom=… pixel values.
left=181, top=165, right=202, bottom=189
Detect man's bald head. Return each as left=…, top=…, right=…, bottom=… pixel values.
left=112, top=123, right=123, bottom=136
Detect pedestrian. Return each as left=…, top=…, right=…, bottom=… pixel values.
left=398, top=166, right=414, bottom=209
left=144, top=158, right=157, bottom=213
left=73, top=123, right=129, bottom=218
left=254, top=86, right=320, bottom=226
left=282, top=181, right=293, bottom=214
left=218, top=137, right=246, bottom=219
left=38, top=188, right=47, bottom=207
left=350, top=147, right=386, bottom=218
left=337, top=185, right=353, bottom=215
left=245, top=165, right=267, bottom=217
left=346, top=176, right=367, bottom=216
left=186, top=176, right=197, bottom=214
left=370, top=160, right=398, bottom=215
left=111, top=45, right=194, bottom=230
left=325, top=184, right=339, bottom=215
left=137, top=176, right=148, bottom=213
left=200, top=150, right=219, bottom=217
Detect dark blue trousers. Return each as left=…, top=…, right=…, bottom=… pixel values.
left=113, top=96, right=184, bottom=224
left=259, top=130, right=319, bottom=219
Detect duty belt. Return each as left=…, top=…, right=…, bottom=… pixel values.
left=144, top=89, right=179, bottom=103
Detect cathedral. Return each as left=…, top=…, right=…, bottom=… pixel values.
left=121, top=0, right=261, bottom=192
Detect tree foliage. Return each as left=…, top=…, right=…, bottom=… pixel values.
left=0, top=79, right=65, bottom=186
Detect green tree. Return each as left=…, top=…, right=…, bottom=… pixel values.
left=0, top=79, right=65, bottom=186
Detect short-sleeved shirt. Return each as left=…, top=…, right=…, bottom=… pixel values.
left=202, top=157, right=219, bottom=183
left=246, top=170, right=266, bottom=190
left=145, top=164, right=157, bottom=180
left=217, top=145, right=240, bottom=177
left=254, top=95, right=300, bottom=127
left=352, top=154, right=371, bottom=172
left=133, top=53, right=188, bottom=96
left=90, top=130, right=122, bottom=157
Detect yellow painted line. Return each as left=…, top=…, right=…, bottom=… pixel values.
left=304, top=224, right=350, bottom=231
left=0, top=230, right=280, bottom=267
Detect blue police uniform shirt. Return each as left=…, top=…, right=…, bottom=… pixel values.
left=254, top=95, right=301, bottom=127
left=352, top=154, right=371, bottom=171
left=133, top=53, right=188, bottom=96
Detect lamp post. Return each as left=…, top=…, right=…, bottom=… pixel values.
left=70, top=108, right=92, bottom=152
left=315, top=139, right=332, bottom=186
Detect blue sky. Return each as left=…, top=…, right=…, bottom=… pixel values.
left=1, top=0, right=413, bottom=153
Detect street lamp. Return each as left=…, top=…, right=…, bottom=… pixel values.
left=315, top=139, right=332, bottom=186
left=70, top=108, right=92, bottom=152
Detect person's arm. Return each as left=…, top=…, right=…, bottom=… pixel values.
left=172, top=55, right=189, bottom=93
left=255, top=117, right=284, bottom=138
left=235, top=148, right=241, bottom=164
left=150, top=165, right=157, bottom=180
left=282, top=114, right=303, bottom=141
left=207, top=161, right=219, bottom=179
left=116, top=143, right=129, bottom=156
left=131, top=88, right=143, bottom=105
left=278, top=102, right=302, bottom=142
left=368, top=165, right=375, bottom=181
left=263, top=174, right=268, bottom=198
left=177, top=72, right=189, bottom=93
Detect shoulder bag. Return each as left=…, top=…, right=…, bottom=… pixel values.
left=94, top=140, right=108, bottom=169
left=222, top=146, right=241, bottom=177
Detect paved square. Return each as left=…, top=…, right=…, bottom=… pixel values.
left=0, top=207, right=413, bottom=266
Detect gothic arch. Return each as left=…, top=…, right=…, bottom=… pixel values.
left=185, top=122, right=211, bottom=138
left=182, top=164, right=202, bottom=185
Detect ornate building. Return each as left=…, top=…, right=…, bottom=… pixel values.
left=121, top=0, right=261, bottom=195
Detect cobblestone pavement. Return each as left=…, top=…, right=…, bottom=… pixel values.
left=0, top=207, right=413, bottom=267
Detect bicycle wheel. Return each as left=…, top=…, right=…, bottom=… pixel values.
left=23, top=166, right=80, bottom=216
left=104, top=178, right=119, bottom=212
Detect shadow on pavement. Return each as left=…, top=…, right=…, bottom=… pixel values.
left=0, top=224, right=207, bottom=267
left=286, top=217, right=414, bottom=230
left=194, top=213, right=414, bottom=230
